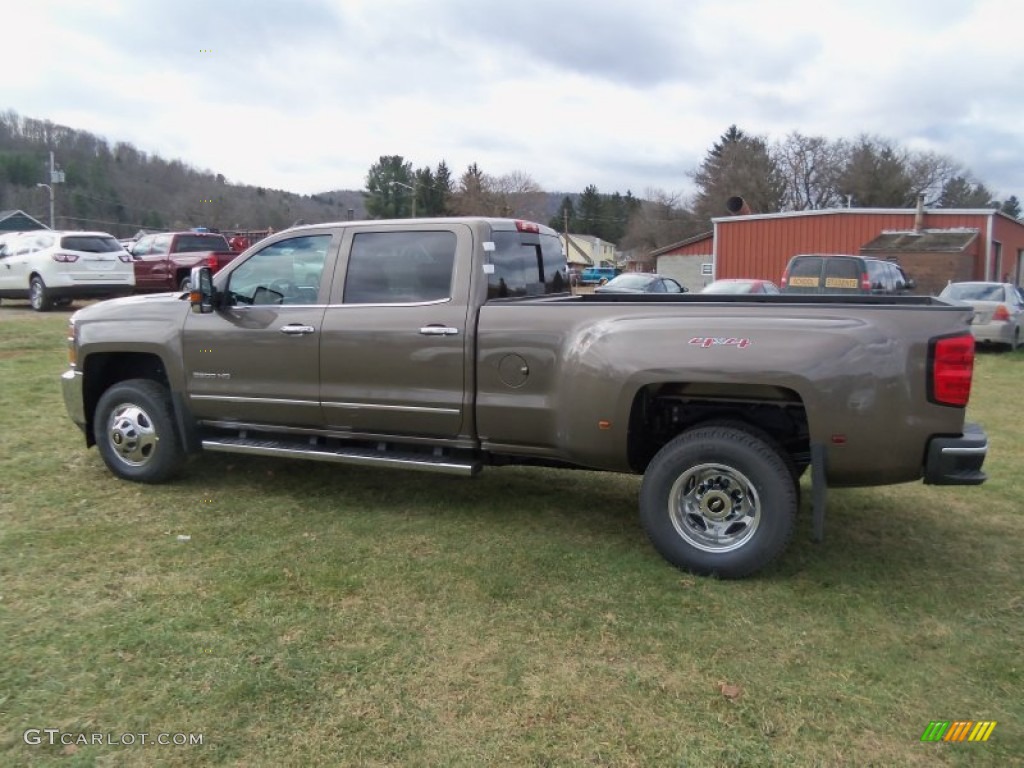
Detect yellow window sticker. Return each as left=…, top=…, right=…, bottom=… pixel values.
left=824, top=277, right=859, bottom=288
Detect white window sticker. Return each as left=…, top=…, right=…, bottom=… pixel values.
left=483, top=241, right=496, bottom=252
left=482, top=264, right=495, bottom=274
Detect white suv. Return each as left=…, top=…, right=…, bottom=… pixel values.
left=0, top=230, right=135, bottom=311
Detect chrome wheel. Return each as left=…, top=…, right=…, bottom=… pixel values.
left=106, top=402, right=159, bottom=467
left=667, top=462, right=761, bottom=553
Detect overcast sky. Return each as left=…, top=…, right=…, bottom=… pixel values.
left=10, top=0, right=1024, bottom=201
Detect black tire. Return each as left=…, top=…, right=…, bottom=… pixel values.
left=29, top=275, right=53, bottom=312
left=639, top=425, right=797, bottom=578
left=94, top=379, right=186, bottom=483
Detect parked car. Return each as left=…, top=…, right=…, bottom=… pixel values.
left=129, top=231, right=239, bottom=292
left=580, top=265, right=622, bottom=285
left=938, top=281, right=1024, bottom=350
left=701, top=279, right=780, bottom=295
left=0, top=230, right=134, bottom=311
left=781, top=254, right=915, bottom=295
left=595, top=272, right=686, bottom=294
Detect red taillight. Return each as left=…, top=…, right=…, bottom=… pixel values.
left=929, top=334, right=974, bottom=407
left=992, top=304, right=1011, bottom=322
left=52, top=252, right=79, bottom=263
left=206, top=255, right=218, bottom=269
left=780, top=271, right=789, bottom=287
left=515, top=220, right=540, bottom=233
left=861, top=272, right=870, bottom=291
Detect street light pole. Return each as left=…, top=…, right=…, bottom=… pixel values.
left=36, top=183, right=55, bottom=228
left=390, top=180, right=416, bottom=218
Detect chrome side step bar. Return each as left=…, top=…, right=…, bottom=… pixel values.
left=202, top=437, right=481, bottom=476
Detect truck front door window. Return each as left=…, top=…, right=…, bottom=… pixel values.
left=227, top=235, right=331, bottom=305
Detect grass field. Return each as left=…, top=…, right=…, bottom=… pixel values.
left=1, top=306, right=1021, bottom=767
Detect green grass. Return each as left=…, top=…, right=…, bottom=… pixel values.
left=1, top=308, right=1021, bottom=767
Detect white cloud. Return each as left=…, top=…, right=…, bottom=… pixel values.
left=8, top=0, right=1024, bottom=198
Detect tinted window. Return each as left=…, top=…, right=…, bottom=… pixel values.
left=344, top=231, right=456, bottom=304
left=786, top=256, right=822, bottom=287
left=173, top=234, right=230, bottom=253
left=487, top=231, right=567, bottom=300
left=664, top=278, right=684, bottom=293
left=227, top=234, right=332, bottom=305
left=61, top=235, right=121, bottom=253
left=823, top=258, right=862, bottom=290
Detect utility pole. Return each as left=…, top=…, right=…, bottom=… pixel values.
left=36, top=183, right=55, bottom=228
left=36, top=151, right=64, bottom=228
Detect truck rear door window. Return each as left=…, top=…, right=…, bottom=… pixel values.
left=344, top=231, right=456, bottom=304
left=487, top=231, right=567, bottom=300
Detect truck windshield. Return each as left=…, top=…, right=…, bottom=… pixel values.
left=487, top=231, right=568, bottom=300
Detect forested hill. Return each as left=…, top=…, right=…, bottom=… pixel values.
left=0, top=110, right=367, bottom=237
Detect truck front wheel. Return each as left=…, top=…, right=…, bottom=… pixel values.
left=94, top=379, right=186, bottom=483
left=639, top=426, right=796, bottom=578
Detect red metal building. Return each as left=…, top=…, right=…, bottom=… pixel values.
left=654, top=206, right=1024, bottom=292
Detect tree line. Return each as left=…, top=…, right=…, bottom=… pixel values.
left=0, top=109, right=363, bottom=237
left=3, top=108, right=1016, bottom=253
left=363, top=126, right=1020, bottom=256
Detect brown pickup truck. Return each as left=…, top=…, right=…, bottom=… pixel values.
left=129, top=231, right=239, bottom=293
left=61, top=217, right=988, bottom=578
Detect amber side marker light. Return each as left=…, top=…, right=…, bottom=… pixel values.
left=66, top=319, right=77, bottom=367
left=598, top=420, right=612, bottom=430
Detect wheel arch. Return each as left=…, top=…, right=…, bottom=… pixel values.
left=626, top=382, right=810, bottom=474
left=81, top=352, right=196, bottom=451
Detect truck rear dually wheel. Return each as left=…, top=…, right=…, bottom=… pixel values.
left=640, top=425, right=796, bottom=578
left=94, top=379, right=185, bottom=483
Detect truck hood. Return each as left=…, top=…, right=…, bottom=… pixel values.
left=72, top=291, right=189, bottom=323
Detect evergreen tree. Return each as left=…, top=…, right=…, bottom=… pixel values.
left=549, top=196, right=576, bottom=232
left=1001, top=195, right=1022, bottom=218
left=576, top=184, right=604, bottom=236
left=692, top=125, right=786, bottom=223
left=363, top=155, right=414, bottom=218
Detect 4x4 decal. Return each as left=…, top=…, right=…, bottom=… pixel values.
left=689, top=337, right=752, bottom=349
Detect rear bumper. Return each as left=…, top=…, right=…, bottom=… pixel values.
left=970, top=322, right=1015, bottom=345
left=48, top=284, right=134, bottom=299
left=923, top=422, right=987, bottom=485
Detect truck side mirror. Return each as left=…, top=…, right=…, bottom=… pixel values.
left=906, top=278, right=916, bottom=290
left=189, top=266, right=215, bottom=314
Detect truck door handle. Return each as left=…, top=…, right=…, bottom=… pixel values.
left=419, top=326, right=459, bottom=336
left=279, top=324, right=316, bottom=335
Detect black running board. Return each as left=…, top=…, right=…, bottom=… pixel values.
left=202, top=437, right=482, bottom=476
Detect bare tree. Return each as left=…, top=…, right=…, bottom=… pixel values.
left=773, top=132, right=847, bottom=210
left=490, top=170, right=547, bottom=220
left=620, top=188, right=704, bottom=253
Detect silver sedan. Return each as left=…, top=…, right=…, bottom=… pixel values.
left=939, top=282, right=1024, bottom=350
